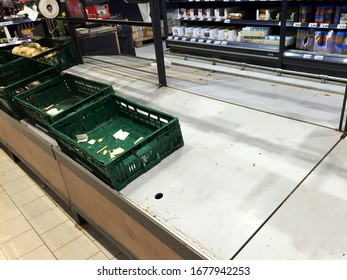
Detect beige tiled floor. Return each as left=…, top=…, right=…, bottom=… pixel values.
left=0, top=148, right=129, bottom=260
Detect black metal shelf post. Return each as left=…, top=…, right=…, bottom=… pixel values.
left=150, top=0, right=167, bottom=86
left=61, top=0, right=167, bottom=87
left=278, top=0, right=288, bottom=68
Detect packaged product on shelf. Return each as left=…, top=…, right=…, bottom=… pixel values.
left=198, top=8, right=203, bottom=18
left=256, top=9, right=279, bottom=21
left=325, top=6, right=335, bottom=23
left=299, top=5, right=312, bottom=23
left=172, top=26, right=179, bottom=36
left=227, top=30, right=238, bottom=41
left=177, top=26, right=185, bottom=37
left=201, top=28, right=210, bottom=39
left=241, top=26, right=271, bottom=37
left=185, top=27, right=193, bottom=38
left=215, top=9, right=221, bottom=19
left=313, top=30, right=335, bottom=53
left=228, top=13, right=244, bottom=20
left=217, top=29, right=225, bottom=41
left=189, top=9, right=194, bottom=18
left=193, top=27, right=201, bottom=38
left=340, top=13, right=347, bottom=24
left=297, top=29, right=315, bottom=51
left=333, top=31, right=346, bottom=54
left=209, top=29, right=218, bottom=40
left=334, top=6, right=342, bottom=24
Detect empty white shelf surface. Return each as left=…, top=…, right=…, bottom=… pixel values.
left=235, top=139, right=347, bottom=260
left=66, top=58, right=343, bottom=259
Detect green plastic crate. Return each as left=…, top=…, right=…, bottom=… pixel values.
left=0, top=58, right=58, bottom=119
left=14, top=74, right=114, bottom=130
left=32, top=38, right=76, bottom=71
left=50, top=94, right=184, bottom=190
left=0, top=50, right=20, bottom=65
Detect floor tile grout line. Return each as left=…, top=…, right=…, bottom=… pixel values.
left=18, top=193, right=56, bottom=210
left=17, top=244, right=57, bottom=260
left=0, top=171, right=27, bottom=186
left=51, top=234, right=95, bottom=256
left=0, top=205, right=22, bottom=226
left=1, top=180, right=37, bottom=197
left=1, top=149, right=124, bottom=260
left=0, top=228, right=33, bottom=259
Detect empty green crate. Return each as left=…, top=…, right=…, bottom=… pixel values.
left=0, top=58, right=58, bottom=119
left=50, top=94, right=184, bottom=191
left=0, top=51, right=20, bottom=65
left=32, top=38, right=76, bottom=72
left=14, top=74, right=114, bottom=130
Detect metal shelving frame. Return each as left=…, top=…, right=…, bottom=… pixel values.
left=165, top=0, right=347, bottom=78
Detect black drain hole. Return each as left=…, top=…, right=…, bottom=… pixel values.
left=155, top=193, right=163, bottom=200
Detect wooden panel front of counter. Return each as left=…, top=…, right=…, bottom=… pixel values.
left=0, top=115, right=69, bottom=201
left=59, top=164, right=182, bottom=260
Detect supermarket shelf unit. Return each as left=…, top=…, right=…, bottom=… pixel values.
left=165, top=0, right=347, bottom=78
left=0, top=18, right=42, bottom=49
left=0, top=110, right=205, bottom=260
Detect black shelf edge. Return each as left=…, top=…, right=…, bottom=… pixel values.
left=283, top=50, right=347, bottom=65
left=288, top=22, right=347, bottom=30
left=0, top=39, right=31, bottom=48
left=167, top=35, right=279, bottom=52
left=168, top=0, right=283, bottom=2
left=0, top=18, right=40, bottom=27
left=178, top=17, right=281, bottom=27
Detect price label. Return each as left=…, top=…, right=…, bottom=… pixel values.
left=314, top=55, right=324, bottom=60
left=191, top=38, right=198, bottom=42
left=0, top=43, right=6, bottom=47
left=303, top=54, right=312, bottom=59
left=224, top=19, right=231, bottom=23
left=320, top=23, right=329, bottom=28
left=221, top=41, right=228, bottom=45
left=198, top=39, right=204, bottom=43
left=177, top=16, right=181, bottom=20
left=337, top=24, right=347, bottom=29
left=308, top=23, right=318, bottom=28
left=215, top=18, right=221, bottom=22
left=182, top=37, right=187, bottom=41
left=174, top=37, right=179, bottom=40
left=293, top=22, right=301, bottom=27
left=168, top=36, right=173, bottom=40
left=199, top=17, right=204, bottom=21
left=184, top=17, right=189, bottom=20
left=214, top=41, right=221, bottom=45
left=0, top=21, right=13, bottom=26
left=207, top=18, right=213, bottom=21
left=343, top=59, right=347, bottom=63
left=206, top=40, right=212, bottom=44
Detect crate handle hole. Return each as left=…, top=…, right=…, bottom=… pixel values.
left=155, top=193, right=163, bottom=200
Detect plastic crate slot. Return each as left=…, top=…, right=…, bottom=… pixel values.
left=137, top=109, right=148, bottom=116
left=160, top=118, right=168, bottom=123
left=128, top=105, right=134, bottom=111
left=150, top=114, right=158, bottom=120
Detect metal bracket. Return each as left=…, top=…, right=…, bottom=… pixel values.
left=240, top=63, right=246, bottom=71
left=212, top=60, right=216, bottom=66
left=319, top=75, right=329, bottom=84
left=276, top=68, right=283, bottom=77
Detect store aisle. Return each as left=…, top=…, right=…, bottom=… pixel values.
left=0, top=148, right=129, bottom=260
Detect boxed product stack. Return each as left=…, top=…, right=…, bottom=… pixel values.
left=296, top=29, right=347, bottom=54
left=172, top=26, right=239, bottom=42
